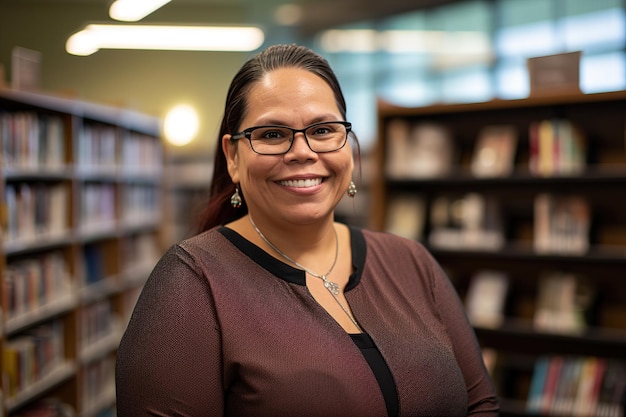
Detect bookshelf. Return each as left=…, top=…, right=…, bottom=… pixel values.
left=372, top=90, right=626, bottom=417
left=0, top=88, right=165, bottom=416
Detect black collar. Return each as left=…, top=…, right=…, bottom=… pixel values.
left=218, top=224, right=366, bottom=291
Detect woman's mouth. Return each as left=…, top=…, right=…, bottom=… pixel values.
left=278, top=178, right=323, bottom=188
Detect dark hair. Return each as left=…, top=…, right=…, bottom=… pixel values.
left=196, top=44, right=359, bottom=232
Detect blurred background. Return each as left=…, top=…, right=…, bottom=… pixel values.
left=1, top=1, right=625, bottom=416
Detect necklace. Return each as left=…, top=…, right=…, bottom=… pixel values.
left=248, top=216, right=362, bottom=331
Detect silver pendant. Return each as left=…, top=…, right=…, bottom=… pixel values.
left=322, top=276, right=340, bottom=295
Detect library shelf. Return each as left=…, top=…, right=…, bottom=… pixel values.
left=474, top=322, right=626, bottom=359
left=5, top=362, right=76, bottom=413
left=0, top=88, right=165, bottom=416
left=372, top=90, right=626, bottom=416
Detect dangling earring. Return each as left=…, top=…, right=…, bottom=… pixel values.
left=347, top=180, right=357, bottom=197
left=230, top=186, right=242, bottom=208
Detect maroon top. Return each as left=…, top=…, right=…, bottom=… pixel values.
left=116, top=226, right=499, bottom=416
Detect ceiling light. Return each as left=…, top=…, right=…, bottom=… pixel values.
left=109, top=0, right=172, bottom=22
left=66, top=24, right=265, bottom=56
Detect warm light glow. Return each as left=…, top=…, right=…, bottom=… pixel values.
left=163, top=104, right=199, bottom=147
left=109, top=0, right=171, bottom=22
left=66, top=24, right=265, bottom=56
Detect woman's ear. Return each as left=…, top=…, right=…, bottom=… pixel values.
left=223, top=134, right=240, bottom=183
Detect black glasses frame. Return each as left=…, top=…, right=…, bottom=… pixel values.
left=230, top=121, right=352, bottom=155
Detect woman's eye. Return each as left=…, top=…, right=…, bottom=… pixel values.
left=261, top=130, right=286, bottom=139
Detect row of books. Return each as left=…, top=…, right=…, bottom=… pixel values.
left=76, top=124, right=162, bottom=174
left=81, top=238, right=155, bottom=287
left=76, top=124, right=117, bottom=171
left=121, top=184, right=161, bottom=226
left=80, top=183, right=161, bottom=234
left=384, top=118, right=586, bottom=179
left=82, top=356, right=115, bottom=414
left=4, top=182, right=69, bottom=245
left=428, top=193, right=505, bottom=251
left=3, top=320, right=65, bottom=398
left=80, top=299, right=117, bottom=349
left=121, top=233, right=161, bottom=274
left=3, top=251, right=72, bottom=321
left=385, top=192, right=591, bottom=255
left=120, top=132, right=163, bottom=175
left=9, top=397, right=75, bottom=417
left=526, top=356, right=625, bottom=417
left=3, top=181, right=162, bottom=244
left=465, top=270, right=596, bottom=334
left=78, top=183, right=117, bottom=235
left=529, top=119, right=586, bottom=177
left=0, top=111, right=66, bottom=170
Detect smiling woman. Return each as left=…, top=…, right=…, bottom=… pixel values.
left=115, top=43, right=500, bottom=417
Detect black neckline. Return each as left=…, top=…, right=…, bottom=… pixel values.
left=218, top=224, right=366, bottom=291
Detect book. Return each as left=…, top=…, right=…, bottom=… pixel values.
left=552, top=357, right=583, bottom=415
left=527, top=356, right=551, bottom=413
left=83, top=244, right=105, bottom=285
left=405, top=122, right=454, bottom=178
left=465, top=270, right=509, bottom=329
left=385, top=120, right=454, bottom=179
left=541, top=356, right=565, bottom=413
left=533, top=193, right=591, bottom=255
left=471, top=125, right=518, bottom=177
left=573, top=357, right=606, bottom=417
left=385, top=118, right=412, bottom=179
left=529, top=119, right=586, bottom=177
left=385, top=193, right=426, bottom=241
left=595, top=360, right=626, bottom=417
left=533, top=272, right=596, bottom=334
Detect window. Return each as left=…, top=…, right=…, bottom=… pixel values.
left=314, top=0, right=626, bottom=151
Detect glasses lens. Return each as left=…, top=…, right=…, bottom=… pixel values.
left=249, top=127, right=293, bottom=154
left=305, top=122, right=347, bottom=153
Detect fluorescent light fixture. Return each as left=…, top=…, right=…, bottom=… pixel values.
left=66, top=24, right=265, bottom=56
left=109, top=0, right=172, bottom=22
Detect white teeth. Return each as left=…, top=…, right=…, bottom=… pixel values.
left=279, top=178, right=322, bottom=188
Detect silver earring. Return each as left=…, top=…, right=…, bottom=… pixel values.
left=347, top=180, right=357, bottom=197
left=230, top=186, right=242, bottom=208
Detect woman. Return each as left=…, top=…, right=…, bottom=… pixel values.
left=116, top=44, right=499, bottom=416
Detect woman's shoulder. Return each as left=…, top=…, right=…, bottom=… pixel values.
left=179, top=226, right=230, bottom=250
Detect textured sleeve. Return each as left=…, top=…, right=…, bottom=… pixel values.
left=427, top=253, right=500, bottom=416
left=116, top=245, right=224, bottom=416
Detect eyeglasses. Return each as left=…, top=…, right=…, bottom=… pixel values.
left=231, top=121, right=351, bottom=155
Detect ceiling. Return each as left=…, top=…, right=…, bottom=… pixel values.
left=13, top=0, right=460, bottom=37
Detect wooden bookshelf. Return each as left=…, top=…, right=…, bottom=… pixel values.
left=0, top=88, right=165, bottom=416
left=372, top=90, right=626, bottom=417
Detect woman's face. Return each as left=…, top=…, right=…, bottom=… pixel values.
left=223, top=67, right=354, bottom=227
